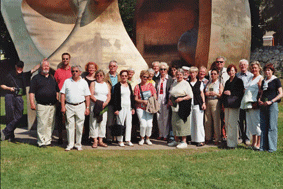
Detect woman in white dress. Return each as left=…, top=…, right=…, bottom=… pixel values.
left=89, top=70, right=111, bottom=148
left=241, top=61, right=263, bottom=150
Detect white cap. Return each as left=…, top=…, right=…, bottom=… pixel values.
left=182, top=66, right=190, bottom=71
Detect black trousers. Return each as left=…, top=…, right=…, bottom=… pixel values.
left=239, top=109, right=248, bottom=142
left=2, top=94, right=24, bottom=138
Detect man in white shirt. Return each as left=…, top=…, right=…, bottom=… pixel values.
left=236, top=59, right=253, bottom=144
left=60, top=65, right=91, bottom=151
left=152, top=61, right=160, bottom=81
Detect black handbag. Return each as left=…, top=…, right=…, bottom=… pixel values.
left=111, top=116, right=125, bottom=136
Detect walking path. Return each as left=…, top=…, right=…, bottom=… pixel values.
left=13, top=127, right=215, bottom=150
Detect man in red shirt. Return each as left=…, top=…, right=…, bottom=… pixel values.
left=54, top=53, right=72, bottom=144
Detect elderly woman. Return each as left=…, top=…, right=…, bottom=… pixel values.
left=189, top=67, right=206, bottom=147
left=258, top=63, right=283, bottom=152
left=127, top=68, right=135, bottom=87
left=82, top=62, right=98, bottom=143
left=240, top=61, right=263, bottom=150
left=168, top=69, right=193, bottom=148
left=134, top=70, right=157, bottom=145
left=155, top=62, right=174, bottom=141
left=222, top=65, right=244, bottom=149
left=198, top=66, right=209, bottom=88
left=113, top=70, right=135, bottom=147
left=205, top=68, right=223, bottom=145
left=89, top=70, right=111, bottom=148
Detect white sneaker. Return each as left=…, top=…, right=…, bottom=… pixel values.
left=176, top=142, right=187, bottom=149
left=145, top=139, right=152, bottom=145
left=118, top=142, right=125, bottom=147
left=77, top=146, right=83, bottom=151
left=127, top=142, right=134, bottom=147
left=139, top=139, right=144, bottom=145
left=168, top=141, right=179, bottom=147
left=65, top=146, right=73, bottom=151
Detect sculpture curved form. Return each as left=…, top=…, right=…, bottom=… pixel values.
left=135, top=0, right=251, bottom=68
left=2, top=0, right=148, bottom=129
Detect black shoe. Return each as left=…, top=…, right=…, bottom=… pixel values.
left=106, top=139, right=113, bottom=145
left=58, top=138, right=63, bottom=145
left=39, top=145, right=47, bottom=148
left=196, top=142, right=204, bottom=147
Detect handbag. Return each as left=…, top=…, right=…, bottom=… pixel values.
left=146, top=96, right=160, bottom=114
left=225, top=95, right=240, bottom=108
left=251, top=102, right=259, bottom=109
left=110, top=116, right=126, bottom=136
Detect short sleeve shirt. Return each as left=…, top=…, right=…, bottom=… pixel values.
left=3, top=71, right=32, bottom=95
left=134, top=83, right=156, bottom=110
left=60, top=77, right=91, bottom=104
left=54, top=67, right=72, bottom=90
left=261, top=77, right=282, bottom=102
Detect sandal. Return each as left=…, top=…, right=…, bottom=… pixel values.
left=98, top=142, right=108, bottom=147
left=196, top=142, right=204, bottom=147
left=92, top=142, right=97, bottom=148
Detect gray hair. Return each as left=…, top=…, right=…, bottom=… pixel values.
left=239, top=59, right=249, bottom=66
left=127, top=67, right=135, bottom=73
left=109, top=60, right=117, bottom=66
left=71, top=65, right=82, bottom=72
left=148, top=68, right=155, bottom=74
left=152, top=61, right=160, bottom=66
left=176, top=68, right=185, bottom=75
left=216, top=56, right=227, bottom=62
left=199, top=66, right=207, bottom=71
left=189, top=66, right=199, bottom=73
left=95, top=69, right=105, bottom=77
left=40, top=59, right=49, bottom=67
left=159, top=62, right=169, bottom=70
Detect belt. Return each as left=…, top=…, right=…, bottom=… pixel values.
left=66, top=101, right=85, bottom=106
left=38, top=102, right=56, bottom=106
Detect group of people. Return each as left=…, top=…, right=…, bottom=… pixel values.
left=1, top=53, right=282, bottom=153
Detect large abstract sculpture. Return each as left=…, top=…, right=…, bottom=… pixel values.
left=1, top=0, right=148, bottom=129
left=134, top=0, right=251, bottom=68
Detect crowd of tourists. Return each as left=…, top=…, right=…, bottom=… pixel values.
left=1, top=53, right=282, bottom=153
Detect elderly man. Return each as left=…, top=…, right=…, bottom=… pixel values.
left=236, top=59, right=253, bottom=144
left=60, top=65, right=90, bottom=151
left=104, top=60, right=120, bottom=143
left=152, top=61, right=160, bottom=81
left=1, top=61, right=40, bottom=141
left=54, top=52, right=72, bottom=144
left=29, top=60, right=59, bottom=148
left=182, top=66, right=191, bottom=81
left=198, top=66, right=209, bottom=88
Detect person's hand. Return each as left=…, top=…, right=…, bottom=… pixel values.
left=202, top=103, right=206, bottom=110
left=30, top=103, right=36, bottom=110
left=85, top=108, right=90, bottom=115
left=175, top=97, right=183, bottom=103
left=103, top=102, right=107, bottom=108
left=258, top=99, right=264, bottom=106
left=10, top=87, right=15, bottom=92
left=131, top=109, right=135, bottom=115
left=223, top=90, right=231, bottom=95
left=143, top=100, right=148, bottom=105
left=114, top=110, right=119, bottom=115
left=264, top=101, right=272, bottom=106
left=210, top=91, right=217, bottom=96
left=92, top=97, right=97, bottom=102
left=168, top=100, right=173, bottom=106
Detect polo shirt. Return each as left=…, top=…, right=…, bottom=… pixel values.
left=29, top=74, right=59, bottom=105
left=3, top=70, right=32, bottom=95
left=54, top=67, right=72, bottom=90
left=110, top=74, right=118, bottom=93
left=60, top=77, right=91, bottom=104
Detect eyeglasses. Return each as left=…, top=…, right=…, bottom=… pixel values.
left=211, top=73, right=218, bottom=75
left=71, top=70, right=79, bottom=73
left=216, top=61, right=224, bottom=63
left=160, top=68, right=167, bottom=71
left=62, top=58, right=69, bottom=60
left=121, top=75, right=128, bottom=77
left=96, top=75, right=104, bottom=77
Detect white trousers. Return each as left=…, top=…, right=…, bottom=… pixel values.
left=117, top=106, right=132, bottom=142
left=36, top=104, right=56, bottom=146
left=89, top=105, right=107, bottom=138
left=65, top=103, right=85, bottom=148
left=246, top=109, right=261, bottom=136
left=225, top=108, right=239, bottom=147
left=191, top=105, right=205, bottom=143
left=157, top=104, right=170, bottom=138
left=136, top=108, right=153, bottom=137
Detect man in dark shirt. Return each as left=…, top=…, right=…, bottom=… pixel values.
left=29, top=60, right=59, bottom=148
left=1, top=60, right=40, bottom=141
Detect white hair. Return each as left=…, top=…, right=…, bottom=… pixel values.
left=71, top=65, right=82, bottom=72
left=148, top=68, right=155, bottom=74
left=127, top=67, right=135, bottom=72
left=159, top=62, right=169, bottom=70
left=216, top=56, right=227, bottom=62
left=152, top=61, right=160, bottom=66
left=109, top=60, right=117, bottom=66
left=239, top=59, right=249, bottom=66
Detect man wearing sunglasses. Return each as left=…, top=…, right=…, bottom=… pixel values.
left=54, top=53, right=72, bottom=145
left=60, top=65, right=90, bottom=151
left=1, top=60, right=40, bottom=141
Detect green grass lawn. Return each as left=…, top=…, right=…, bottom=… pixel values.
left=1, top=99, right=283, bottom=188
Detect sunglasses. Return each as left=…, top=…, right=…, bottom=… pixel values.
left=216, top=61, right=224, bottom=63
left=160, top=68, right=167, bottom=71
left=143, top=76, right=149, bottom=79
left=211, top=73, right=218, bottom=75
left=121, top=75, right=128, bottom=77
left=71, top=70, right=79, bottom=73
left=62, top=58, right=69, bottom=60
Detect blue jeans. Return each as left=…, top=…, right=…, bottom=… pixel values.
left=260, top=103, right=278, bottom=152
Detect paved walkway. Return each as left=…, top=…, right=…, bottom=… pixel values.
left=13, top=127, right=216, bottom=150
